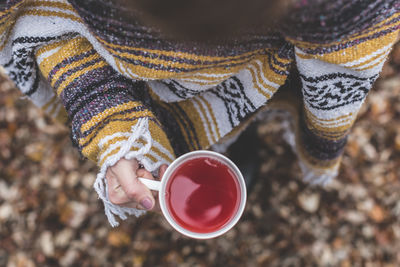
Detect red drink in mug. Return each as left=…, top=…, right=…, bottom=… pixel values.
left=139, top=150, right=247, bottom=239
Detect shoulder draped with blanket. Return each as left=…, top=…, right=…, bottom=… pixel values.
left=1, top=0, right=399, bottom=226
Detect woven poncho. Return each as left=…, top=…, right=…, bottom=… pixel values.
left=1, top=0, right=399, bottom=226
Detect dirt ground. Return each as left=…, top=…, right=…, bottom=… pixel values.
left=1, top=43, right=400, bottom=267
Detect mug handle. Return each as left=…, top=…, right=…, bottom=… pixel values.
left=138, top=177, right=161, bottom=191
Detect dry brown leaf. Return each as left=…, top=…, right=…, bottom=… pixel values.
left=368, top=205, right=386, bottom=223
left=380, top=61, right=396, bottom=78
left=24, top=142, right=46, bottom=162
left=346, top=139, right=360, bottom=157
left=395, top=134, right=400, bottom=151
left=107, top=230, right=132, bottom=247
left=392, top=43, right=400, bottom=65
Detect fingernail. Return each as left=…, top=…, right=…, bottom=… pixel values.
left=140, top=197, right=153, bottom=210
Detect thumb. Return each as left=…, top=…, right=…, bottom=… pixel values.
left=131, top=169, right=157, bottom=210
left=111, top=158, right=155, bottom=210
left=130, top=177, right=155, bottom=211
left=137, top=168, right=163, bottom=211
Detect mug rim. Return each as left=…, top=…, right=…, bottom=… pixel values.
left=158, top=150, right=247, bottom=239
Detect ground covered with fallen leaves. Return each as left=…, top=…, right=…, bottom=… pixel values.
left=1, top=43, right=400, bottom=267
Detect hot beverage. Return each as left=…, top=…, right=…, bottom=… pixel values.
left=165, top=157, right=241, bottom=233
left=138, top=150, right=246, bottom=239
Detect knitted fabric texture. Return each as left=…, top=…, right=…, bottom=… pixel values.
left=1, top=0, right=399, bottom=226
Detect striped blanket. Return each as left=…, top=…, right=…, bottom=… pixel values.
left=1, top=0, right=399, bottom=226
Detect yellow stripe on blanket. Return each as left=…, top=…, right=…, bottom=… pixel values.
left=81, top=118, right=152, bottom=161
left=96, top=120, right=174, bottom=166
left=37, top=37, right=92, bottom=80
left=98, top=36, right=266, bottom=64
left=80, top=102, right=150, bottom=133
left=288, top=12, right=400, bottom=50
left=114, top=53, right=257, bottom=80
left=28, top=1, right=77, bottom=13
left=56, top=60, right=107, bottom=95
left=295, top=31, right=398, bottom=68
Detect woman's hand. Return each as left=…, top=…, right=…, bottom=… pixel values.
left=105, top=158, right=168, bottom=211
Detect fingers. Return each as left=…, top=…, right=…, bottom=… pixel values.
left=137, top=168, right=161, bottom=213
left=105, top=159, right=170, bottom=213
left=106, top=158, right=155, bottom=210
left=137, top=164, right=168, bottom=213
left=106, top=167, right=132, bottom=205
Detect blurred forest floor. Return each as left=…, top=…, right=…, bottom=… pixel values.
left=1, top=43, right=400, bottom=267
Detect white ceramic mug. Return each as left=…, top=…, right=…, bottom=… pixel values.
left=139, top=150, right=247, bottom=239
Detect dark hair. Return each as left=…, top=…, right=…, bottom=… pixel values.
left=116, top=0, right=293, bottom=42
